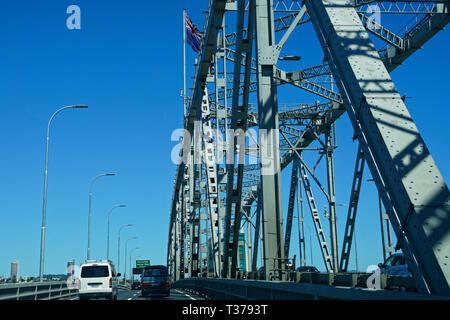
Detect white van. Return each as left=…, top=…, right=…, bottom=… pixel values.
left=78, top=260, right=120, bottom=300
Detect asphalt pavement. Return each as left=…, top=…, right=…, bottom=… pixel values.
left=118, top=288, right=204, bottom=300
left=72, top=288, right=205, bottom=300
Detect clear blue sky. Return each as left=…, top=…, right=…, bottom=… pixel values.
left=0, top=1, right=448, bottom=277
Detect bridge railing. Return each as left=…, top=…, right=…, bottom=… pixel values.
left=195, top=271, right=418, bottom=292
left=0, top=281, right=78, bottom=300
left=239, top=271, right=418, bottom=292
left=172, top=276, right=448, bottom=300
left=171, top=270, right=448, bottom=300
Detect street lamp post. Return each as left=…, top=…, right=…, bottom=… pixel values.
left=129, top=247, right=140, bottom=285
left=278, top=55, right=302, bottom=61
left=107, top=205, right=127, bottom=260
left=124, top=237, right=137, bottom=285
left=39, top=105, right=88, bottom=282
left=118, top=224, right=132, bottom=276
left=87, top=173, right=115, bottom=260
left=132, top=254, right=142, bottom=285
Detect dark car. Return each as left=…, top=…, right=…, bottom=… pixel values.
left=296, top=266, right=319, bottom=273
left=141, top=265, right=170, bottom=297
left=131, top=281, right=141, bottom=290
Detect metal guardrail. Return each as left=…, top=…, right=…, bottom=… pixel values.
left=0, top=281, right=78, bottom=300
left=241, top=271, right=418, bottom=291
left=173, top=277, right=450, bottom=300
left=196, top=271, right=419, bottom=292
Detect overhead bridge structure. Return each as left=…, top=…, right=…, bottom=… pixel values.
left=167, top=0, right=450, bottom=299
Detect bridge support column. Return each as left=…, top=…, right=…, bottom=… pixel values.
left=255, top=0, right=285, bottom=281
left=325, top=125, right=339, bottom=272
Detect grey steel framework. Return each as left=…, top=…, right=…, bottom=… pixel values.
left=168, top=0, right=450, bottom=296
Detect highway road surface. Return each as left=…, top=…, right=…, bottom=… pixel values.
left=72, top=288, right=205, bottom=300
left=118, top=288, right=205, bottom=300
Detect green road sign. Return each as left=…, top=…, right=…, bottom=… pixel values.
left=136, top=260, right=150, bottom=268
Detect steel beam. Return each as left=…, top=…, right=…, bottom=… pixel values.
left=223, top=0, right=256, bottom=278
left=169, top=0, right=449, bottom=294
left=305, top=0, right=450, bottom=295
left=300, top=163, right=334, bottom=272
left=340, top=144, right=366, bottom=272
left=252, top=188, right=263, bottom=272
left=297, top=176, right=307, bottom=266
left=382, top=9, right=450, bottom=72
left=200, top=86, right=222, bottom=277
left=284, top=157, right=300, bottom=258
left=358, top=13, right=405, bottom=49
left=379, top=194, right=394, bottom=261
left=325, top=125, right=339, bottom=272
left=255, top=0, right=286, bottom=281
left=355, top=1, right=448, bottom=15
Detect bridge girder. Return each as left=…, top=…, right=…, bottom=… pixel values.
left=168, top=0, right=450, bottom=296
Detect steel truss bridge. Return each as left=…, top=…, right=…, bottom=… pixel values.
left=167, top=0, right=450, bottom=298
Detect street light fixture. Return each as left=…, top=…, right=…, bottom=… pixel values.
left=106, top=204, right=127, bottom=260
left=279, top=55, right=301, bottom=61
left=117, top=224, right=132, bottom=275
left=87, top=173, right=115, bottom=260
left=39, top=105, right=88, bottom=282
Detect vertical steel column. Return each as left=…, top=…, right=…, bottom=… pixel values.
left=213, top=6, right=228, bottom=279
left=186, top=153, right=194, bottom=278
left=167, top=221, right=175, bottom=279
left=205, top=205, right=212, bottom=275
left=223, top=0, right=256, bottom=278
left=191, top=211, right=200, bottom=277
left=182, top=8, right=187, bottom=118
left=252, top=188, right=262, bottom=272
left=325, top=125, right=339, bottom=272
left=246, top=206, right=253, bottom=272
left=184, top=173, right=191, bottom=276
left=200, top=86, right=222, bottom=277
left=191, top=139, right=201, bottom=277
left=187, top=219, right=192, bottom=278
left=199, top=163, right=208, bottom=275
left=174, top=190, right=182, bottom=281
left=171, top=225, right=176, bottom=279
left=179, top=185, right=186, bottom=280
left=213, top=23, right=227, bottom=273
left=255, top=0, right=285, bottom=281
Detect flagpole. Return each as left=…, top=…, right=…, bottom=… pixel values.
left=182, top=8, right=187, bottom=119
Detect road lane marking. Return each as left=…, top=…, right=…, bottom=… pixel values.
left=175, top=289, right=195, bottom=300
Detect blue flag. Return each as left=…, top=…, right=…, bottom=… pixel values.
left=186, top=15, right=202, bottom=53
